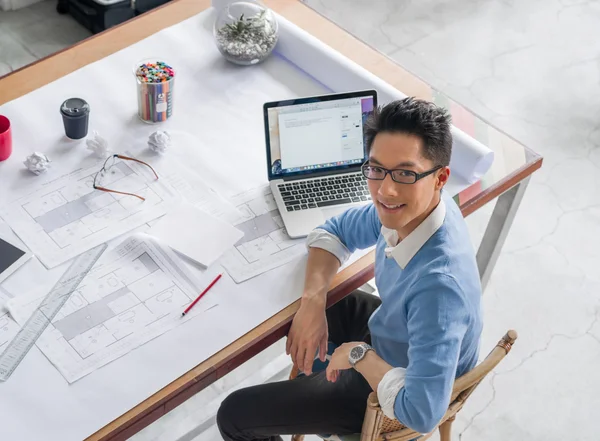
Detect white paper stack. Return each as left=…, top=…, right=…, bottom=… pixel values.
left=149, top=202, right=244, bottom=268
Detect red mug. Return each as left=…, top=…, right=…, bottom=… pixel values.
left=0, top=115, right=11, bottom=162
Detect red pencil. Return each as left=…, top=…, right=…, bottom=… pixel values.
left=182, top=273, right=222, bottom=316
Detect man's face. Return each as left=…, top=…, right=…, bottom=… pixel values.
left=366, top=132, right=449, bottom=239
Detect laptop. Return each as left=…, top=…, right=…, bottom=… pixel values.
left=264, top=89, right=377, bottom=238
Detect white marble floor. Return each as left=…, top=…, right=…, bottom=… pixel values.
left=2, top=0, right=600, bottom=440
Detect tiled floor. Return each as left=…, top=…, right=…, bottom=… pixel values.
left=2, top=0, right=600, bottom=440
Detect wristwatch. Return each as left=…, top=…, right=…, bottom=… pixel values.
left=349, top=343, right=374, bottom=368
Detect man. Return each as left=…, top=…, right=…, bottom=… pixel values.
left=217, top=97, right=483, bottom=440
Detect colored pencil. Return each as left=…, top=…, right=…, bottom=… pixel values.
left=181, top=274, right=223, bottom=316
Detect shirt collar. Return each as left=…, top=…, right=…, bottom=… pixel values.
left=381, top=198, right=446, bottom=269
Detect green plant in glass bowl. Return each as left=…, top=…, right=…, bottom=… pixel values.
left=214, top=2, right=279, bottom=65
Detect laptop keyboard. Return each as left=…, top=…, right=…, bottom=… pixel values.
left=278, top=173, right=371, bottom=212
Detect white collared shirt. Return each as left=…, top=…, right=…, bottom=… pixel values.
left=381, top=197, right=447, bottom=269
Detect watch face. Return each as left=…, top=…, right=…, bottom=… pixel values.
left=350, top=346, right=364, bottom=361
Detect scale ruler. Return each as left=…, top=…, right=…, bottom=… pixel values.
left=0, top=243, right=107, bottom=382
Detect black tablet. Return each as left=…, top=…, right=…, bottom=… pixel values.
left=0, top=235, right=32, bottom=284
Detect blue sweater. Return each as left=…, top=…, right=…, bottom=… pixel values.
left=317, top=191, right=482, bottom=433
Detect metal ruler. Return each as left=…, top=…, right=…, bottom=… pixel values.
left=0, top=243, right=107, bottom=382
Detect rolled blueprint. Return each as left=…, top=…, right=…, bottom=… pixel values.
left=449, top=127, right=494, bottom=184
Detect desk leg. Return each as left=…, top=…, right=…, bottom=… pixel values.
left=476, top=177, right=530, bottom=291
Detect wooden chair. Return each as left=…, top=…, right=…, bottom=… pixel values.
left=290, top=330, right=518, bottom=441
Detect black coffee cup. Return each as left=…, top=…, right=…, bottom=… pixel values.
left=60, top=98, right=90, bottom=139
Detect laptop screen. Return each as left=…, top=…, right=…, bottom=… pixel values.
left=264, top=90, right=377, bottom=180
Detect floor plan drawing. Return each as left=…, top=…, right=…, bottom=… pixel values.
left=220, top=185, right=306, bottom=283
left=7, top=234, right=217, bottom=383
left=0, top=158, right=179, bottom=269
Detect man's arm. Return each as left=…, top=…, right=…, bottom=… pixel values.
left=325, top=343, right=398, bottom=399
left=354, top=351, right=393, bottom=390
left=315, top=203, right=382, bottom=255
left=394, top=274, right=469, bottom=433
left=286, top=247, right=340, bottom=374
left=354, top=351, right=411, bottom=423
left=288, top=203, right=381, bottom=375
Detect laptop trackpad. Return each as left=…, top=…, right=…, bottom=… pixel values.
left=321, top=206, right=352, bottom=221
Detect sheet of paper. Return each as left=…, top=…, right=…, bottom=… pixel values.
left=0, top=156, right=180, bottom=269
left=6, top=233, right=218, bottom=383
left=219, top=185, right=307, bottom=283
left=148, top=202, right=244, bottom=267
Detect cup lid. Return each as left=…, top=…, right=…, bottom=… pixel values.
left=60, top=98, right=90, bottom=117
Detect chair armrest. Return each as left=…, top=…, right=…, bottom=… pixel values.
left=362, top=393, right=413, bottom=440
left=361, top=392, right=385, bottom=441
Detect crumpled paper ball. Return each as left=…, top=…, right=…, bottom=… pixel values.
left=148, top=130, right=171, bottom=155
left=23, top=152, right=51, bottom=175
left=86, top=131, right=110, bottom=157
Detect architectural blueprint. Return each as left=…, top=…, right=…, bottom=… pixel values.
left=220, top=185, right=306, bottom=283
left=7, top=233, right=218, bottom=383
left=0, top=158, right=179, bottom=269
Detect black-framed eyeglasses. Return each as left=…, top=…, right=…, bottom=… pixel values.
left=93, top=154, right=159, bottom=201
left=361, top=161, right=443, bottom=184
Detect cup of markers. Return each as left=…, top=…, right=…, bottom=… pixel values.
left=134, top=59, right=175, bottom=124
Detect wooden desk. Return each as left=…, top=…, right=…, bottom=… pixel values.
left=0, top=1, right=542, bottom=440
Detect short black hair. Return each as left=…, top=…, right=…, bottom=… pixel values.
left=364, top=97, right=453, bottom=167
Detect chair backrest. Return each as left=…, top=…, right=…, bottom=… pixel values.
left=361, top=330, right=518, bottom=441
left=450, top=330, right=517, bottom=403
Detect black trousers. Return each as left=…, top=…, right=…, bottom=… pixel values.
left=217, top=291, right=382, bottom=441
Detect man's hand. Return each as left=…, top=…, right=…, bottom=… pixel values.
left=326, top=342, right=363, bottom=382
left=287, top=246, right=341, bottom=376
left=286, top=297, right=328, bottom=376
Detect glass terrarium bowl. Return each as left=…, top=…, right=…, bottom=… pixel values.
left=213, top=1, right=279, bottom=66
